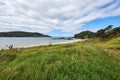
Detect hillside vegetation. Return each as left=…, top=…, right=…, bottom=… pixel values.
left=0, top=37, right=120, bottom=80
left=74, top=25, right=120, bottom=40
left=0, top=31, right=49, bottom=37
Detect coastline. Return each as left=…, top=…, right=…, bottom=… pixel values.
left=0, top=39, right=85, bottom=50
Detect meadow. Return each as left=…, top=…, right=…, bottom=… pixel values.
left=0, top=37, right=120, bottom=80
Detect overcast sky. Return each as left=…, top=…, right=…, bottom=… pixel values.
left=0, top=0, right=120, bottom=37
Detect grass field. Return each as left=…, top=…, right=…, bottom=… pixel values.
left=0, top=37, right=120, bottom=80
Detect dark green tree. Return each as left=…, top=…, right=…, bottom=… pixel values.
left=96, top=29, right=105, bottom=40
left=104, top=25, right=113, bottom=32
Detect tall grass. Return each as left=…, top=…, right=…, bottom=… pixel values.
left=0, top=38, right=120, bottom=80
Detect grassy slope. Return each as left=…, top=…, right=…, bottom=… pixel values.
left=96, top=37, right=120, bottom=54
left=0, top=38, right=120, bottom=80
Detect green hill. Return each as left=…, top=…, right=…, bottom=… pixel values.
left=74, top=25, right=120, bottom=40
left=0, top=31, right=50, bottom=37
left=74, top=31, right=96, bottom=39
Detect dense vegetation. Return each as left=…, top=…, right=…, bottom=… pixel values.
left=74, top=25, right=120, bottom=40
left=74, top=31, right=96, bottom=39
left=0, top=31, right=49, bottom=37
left=0, top=37, right=120, bottom=80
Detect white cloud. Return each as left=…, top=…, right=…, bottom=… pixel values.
left=0, top=0, right=120, bottom=34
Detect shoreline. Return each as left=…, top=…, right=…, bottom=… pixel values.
left=0, top=39, right=85, bottom=50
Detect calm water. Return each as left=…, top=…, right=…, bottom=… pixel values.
left=0, top=37, right=74, bottom=48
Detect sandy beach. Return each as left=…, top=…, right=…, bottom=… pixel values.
left=0, top=39, right=84, bottom=50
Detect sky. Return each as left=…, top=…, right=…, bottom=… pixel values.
left=0, top=0, right=120, bottom=37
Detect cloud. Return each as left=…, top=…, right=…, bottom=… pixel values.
left=0, top=0, right=120, bottom=34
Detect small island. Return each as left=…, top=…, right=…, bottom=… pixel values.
left=0, top=31, right=50, bottom=37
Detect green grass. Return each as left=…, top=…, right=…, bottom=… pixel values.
left=0, top=38, right=120, bottom=80
left=96, top=37, right=120, bottom=54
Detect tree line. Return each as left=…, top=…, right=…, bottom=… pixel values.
left=74, top=25, right=120, bottom=41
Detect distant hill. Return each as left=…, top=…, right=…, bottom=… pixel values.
left=0, top=31, right=50, bottom=37
left=74, top=31, right=96, bottom=39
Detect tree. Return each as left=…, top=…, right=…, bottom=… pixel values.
left=96, top=25, right=113, bottom=40
left=104, top=25, right=113, bottom=33
left=96, top=29, right=105, bottom=40
left=105, top=26, right=120, bottom=39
